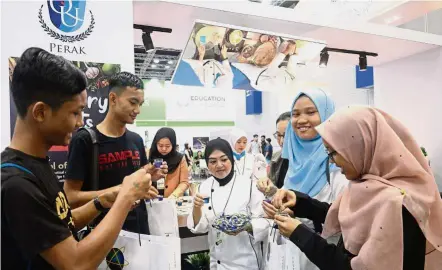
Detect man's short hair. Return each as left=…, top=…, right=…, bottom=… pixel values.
left=276, top=111, right=291, bottom=125
left=109, top=72, right=144, bottom=95
left=11, top=47, right=87, bottom=118
left=266, top=138, right=271, bottom=143
left=261, top=135, right=266, bottom=138
left=253, top=134, right=259, bottom=138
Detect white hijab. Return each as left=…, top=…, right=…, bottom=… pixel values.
left=228, top=127, right=248, bottom=155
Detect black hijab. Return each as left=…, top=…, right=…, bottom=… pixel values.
left=205, top=138, right=235, bottom=186
left=149, top=128, right=183, bottom=174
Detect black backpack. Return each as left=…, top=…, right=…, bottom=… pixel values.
left=76, top=127, right=100, bottom=240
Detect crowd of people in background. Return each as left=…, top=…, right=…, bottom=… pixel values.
left=2, top=47, right=441, bottom=270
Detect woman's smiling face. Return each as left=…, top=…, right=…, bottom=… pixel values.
left=292, top=95, right=322, bottom=140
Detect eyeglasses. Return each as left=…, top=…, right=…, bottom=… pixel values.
left=325, top=148, right=337, bottom=163
left=273, top=132, right=285, bottom=140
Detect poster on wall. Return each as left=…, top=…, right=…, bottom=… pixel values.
left=8, top=57, right=120, bottom=182
left=171, top=20, right=326, bottom=91
left=192, top=137, right=209, bottom=150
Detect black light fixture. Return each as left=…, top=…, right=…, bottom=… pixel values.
left=359, top=54, right=367, bottom=71
left=319, top=50, right=329, bottom=68
left=134, top=24, right=172, bottom=52
left=142, top=32, right=154, bottom=51
left=319, top=47, right=377, bottom=70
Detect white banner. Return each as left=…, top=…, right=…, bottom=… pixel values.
left=1, top=0, right=134, bottom=149
left=166, top=85, right=236, bottom=122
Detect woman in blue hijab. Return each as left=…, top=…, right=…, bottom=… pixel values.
left=260, top=88, right=348, bottom=215
left=281, top=88, right=346, bottom=197
left=260, top=89, right=347, bottom=201
left=259, top=88, right=348, bottom=270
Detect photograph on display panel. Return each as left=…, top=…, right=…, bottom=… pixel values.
left=193, top=137, right=209, bottom=150
left=8, top=57, right=121, bottom=183
left=247, top=0, right=299, bottom=9
left=171, top=20, right=326, bottom=91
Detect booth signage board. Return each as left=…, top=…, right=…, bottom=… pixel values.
left=1, top=0, right=133, bottom=60
left=136, top=84, right=236, bottom=127
left=2, top=0, right=134, bottom=180
left=171, top=20, right=326, bottom=92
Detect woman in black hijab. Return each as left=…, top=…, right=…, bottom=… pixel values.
left=204, top=138, right=235, bottom=186
left=149, top=128, right=190, bottom=198
left=187, top=138, right=269, bottom=270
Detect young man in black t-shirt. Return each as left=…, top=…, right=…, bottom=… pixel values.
left=1, top=48, right=157, bottom=270
left=64, top=72, right=166, bottom=234
left=260, top=135, right=267, bottom=154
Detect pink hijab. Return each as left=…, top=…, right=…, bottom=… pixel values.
left=316, top=106, right=442, bottom=270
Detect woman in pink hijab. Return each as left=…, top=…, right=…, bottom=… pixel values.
left=272, top=106, right=442, bottom=270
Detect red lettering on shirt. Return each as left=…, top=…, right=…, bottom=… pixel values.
left=98, top=150, right=141, bottom=165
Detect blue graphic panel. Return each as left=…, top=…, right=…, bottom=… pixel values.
left=47, top=0, right=86, bottom=32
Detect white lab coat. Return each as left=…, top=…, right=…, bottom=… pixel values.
left=187, top=173, right=270, bottom=270
left=234, top=153, right=267, bottom=181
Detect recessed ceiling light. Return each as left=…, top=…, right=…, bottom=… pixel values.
left=167, top=60, right=174, bottom=64
left=153, top=59, right=160, bottom=63
left=165, top=65, right=170, bottom=69
left=151, top=64, right=157, bottom=68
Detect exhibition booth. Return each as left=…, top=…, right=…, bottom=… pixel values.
left=1, top=0, right=441, bottom=269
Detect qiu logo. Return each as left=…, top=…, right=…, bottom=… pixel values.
left=38, top=0, right=95, bottom=43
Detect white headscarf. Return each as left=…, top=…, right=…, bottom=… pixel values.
left=228, top=127, right=248, bottom=155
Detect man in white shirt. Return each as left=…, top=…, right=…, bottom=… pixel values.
left=248, top=134, right=261, bottom=155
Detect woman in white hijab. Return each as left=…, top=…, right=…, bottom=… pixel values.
left=229, top=128, right=267, bottom=181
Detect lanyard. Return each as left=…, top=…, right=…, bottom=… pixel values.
left=210, top=174, right=237, bottom=217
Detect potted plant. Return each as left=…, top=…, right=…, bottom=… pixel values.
left=185, top=252, right=210, bottom=270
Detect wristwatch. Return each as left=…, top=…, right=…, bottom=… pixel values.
left=94, top=197, right=107, bottom=212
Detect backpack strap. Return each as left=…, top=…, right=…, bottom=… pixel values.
left=1, top=163, right=34, bottom=269
left=78, top=127, right=99, bottom=191
left=1, top=163, right=35, bottom=176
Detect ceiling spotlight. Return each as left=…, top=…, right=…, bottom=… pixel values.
left=165, top=65, right=170, bottom=69
left=319, top=50, right=329, bottom=68
left=142, top=31, right=154, bottom=51
left=359, top=55, right=367, bottom=71
left=167, top=60, right=174, bottom=65
left=151, top=64, right=157, bottom=68
left=153, top=59, right=160, bottom=63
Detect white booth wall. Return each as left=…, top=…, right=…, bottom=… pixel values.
left=374, top=47, right=442, bottom=189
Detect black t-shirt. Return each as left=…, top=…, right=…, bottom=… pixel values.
left=1, top=148, right=75, bottom=270
left=65, top=127, right=149, bottom=233
left=261, top=141, right=266, bottom=154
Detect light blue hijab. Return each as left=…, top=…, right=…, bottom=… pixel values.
left=282, top=88, right=337, bottom=197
